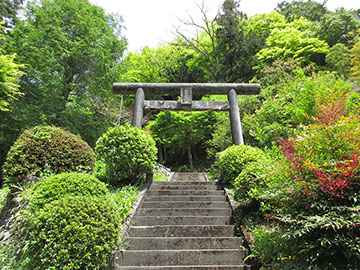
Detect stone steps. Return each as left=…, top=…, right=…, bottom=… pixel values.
left=142, top=201, right=228, bottom=208
left=132, top=216, right=231, bottom=226
left=150, top=185, right=219, bottom=190
left=137, top=208, right=231, bottom=216
left=114, top=172, right=246, bottom=269
left=125, top=237, right=242, bottom=250
left=115, top=249, right=245, bottom=266
left=128, top=225, right=235, bottom=237
left=143, top=195, right=226, bottom=202
left=147, top=190, right=224, bottom=196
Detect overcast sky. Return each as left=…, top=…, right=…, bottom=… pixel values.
left=89, top=0, right=360, bottom=52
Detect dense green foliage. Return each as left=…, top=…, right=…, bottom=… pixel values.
left=243, top=72, right=352, bottom=147
left=212, top=145, right=267, bottom=185
left=20, top=196, right=121, bottom=270
left=0, top=0, right=23, bottom=25
left=0, top=0, right=126, bottom=170
left=2, top=173, right=139, bottom=269
left=215, top=0, right=253, bottom=82
left=326, top=43, right=351, bottom=77
left=0, top=0, right=359, bottom=269
left=27, top=172, right=108, bottom=208
left=149, top=111, right=217, bottom=168
left=222, top=96, right=360, bottom=268
left=277, top=0, right=328, bottom=21
left=3, top=126, right=95, bottom=184
left=0, top=185, right=9, bottom=212
left=96, top=124, right=157, bottom=185
left=0, top=22, right=23, bottom=112
left=256, top=17, right=329, bottom=67
left=352, top=39, right=360, bottom=82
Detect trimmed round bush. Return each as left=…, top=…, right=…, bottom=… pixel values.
left=214, top=145, right=267, bottom=185
left=233, top=159, right=271, bottom=202
left=28, top=172, right=109, bottom=209
left=3, top=126, right=95, bottom=184
left=95, top=124, right=157, bottom=185
left=21, top=196, right=120, bottom=270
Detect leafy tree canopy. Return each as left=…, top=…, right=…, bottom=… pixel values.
left=256, top=18, right=329, bottom=67
left=2, top=0, right=126, bottom=144
left=277, top=0, right=328, bottom=22
left=214, top=0, right=253, bottom=82
left=326, top=43, right=351, bottom=77
left=0, top=0, right=23, bottom=25
left=0, top=21, right=23, bottom=112
left=318, top=8, right=360, bottom=46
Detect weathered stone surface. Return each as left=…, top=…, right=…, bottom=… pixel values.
left=146, top=190, right=224, bottom=196
left=143, top=195, right=226, bottom=202
left=132, top=216, right=231, bottom=226
left=141, top=201, right=228, bottom=209
left=114, top=249, right=245, bottom=266
left=152, top=181, right=214, bottom=186
left=150, top=184, right=218, bottom=190
left=124, top=237, right=242, bottom=250
left=112, top=172, right=247, bottom=270
left=113, top=82, right=260, bottom=96
left=128, top=225, right=234, bottom=237
left=171, top=173, right=207, bottom=182
left=137, top=208, right=231, bottom=217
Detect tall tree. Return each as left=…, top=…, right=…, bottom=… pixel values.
left=215, top=0, right=253, bottom=82
left=0, top=21, right=23, bottom=112
left=256, top=18, right=329, bottom=67
left=0, top=0, right=126, bottom=166
left=277, top=0, right=328, bottom=22
left=0, top=0, right=24, bottom=26
left=318, top=8, right=360, bottom=46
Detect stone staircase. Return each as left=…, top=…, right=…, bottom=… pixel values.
left=113, top=172, right=248, bottom=270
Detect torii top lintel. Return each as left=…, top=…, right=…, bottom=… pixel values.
left=112, top=83, right=261, bottom=96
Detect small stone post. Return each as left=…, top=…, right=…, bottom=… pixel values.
left=227, top=89, right=244, bottom=145
left=132, top=88, right=144, bottom=127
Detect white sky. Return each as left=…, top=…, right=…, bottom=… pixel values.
left=89, top=0, right=360, bottom=52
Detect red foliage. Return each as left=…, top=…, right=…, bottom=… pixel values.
left=310, top=154, right=359, bottom=198
left=279, top=139, right=303, bottom=171
left=315, top=97, right=346, bottom=125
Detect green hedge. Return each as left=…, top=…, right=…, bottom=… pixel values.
left=95, top=124, right=157, bottom=185
left=20, top=196, right=120, bottom=270
left=213, top=144, right=267, bottom=185
left=27, top=172, right=108, bottom=209
left=233, top=159, right=272, bottom=202
left=3, top=126, right=95, bottom=184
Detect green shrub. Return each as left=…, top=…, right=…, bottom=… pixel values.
left=243, top=72, right=352, bottom=147
left=251, top=226, right=289, bottom=267
left=233, top=159, right=272, bottom=202
left=94, top=160, right=108, bottom=183
left=27, top=172, right=108, bottom=209
left=3, top=126, right=95, bottom=184
left=111, top=186, right=139, bottom=220
left=19, top=196, right=120, bottom=270
left=96, top=124, right=157, bottom=185
left=213, top=145, right=267, bottom=185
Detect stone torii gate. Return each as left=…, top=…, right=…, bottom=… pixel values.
left=112, top=83, right=260, bottom=145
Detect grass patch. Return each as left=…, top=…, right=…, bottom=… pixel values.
left=153, top=171, right=169, bottom=182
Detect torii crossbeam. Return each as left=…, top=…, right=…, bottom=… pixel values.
left=112, top=83, right=261, bottom=145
